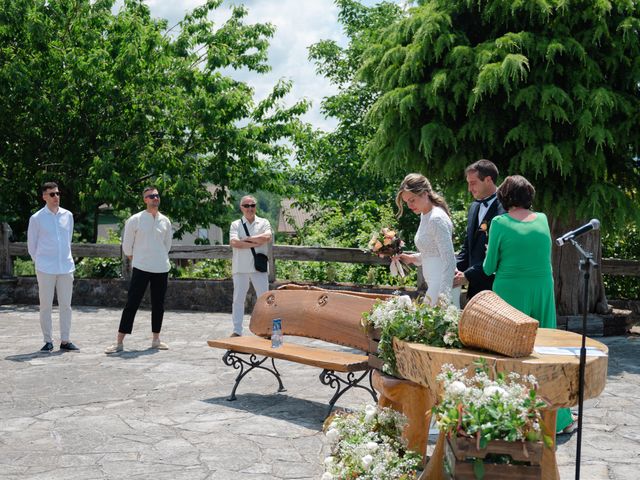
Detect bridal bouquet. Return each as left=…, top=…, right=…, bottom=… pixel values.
left=365, top=227, right=408, bottom=276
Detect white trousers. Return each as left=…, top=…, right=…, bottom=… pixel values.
left=232, top=272, right=269, bottom=335
left=36, top=271, right=74, bottom=343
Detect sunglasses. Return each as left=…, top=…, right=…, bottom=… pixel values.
left=242, top=203, right=256, bottom=208
left=47, top=192, right=61, bottom=197
left=145, top=194, right=160, bottom=199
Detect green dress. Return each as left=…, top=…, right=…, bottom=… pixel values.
left=483, top=212, right=573, bottom=433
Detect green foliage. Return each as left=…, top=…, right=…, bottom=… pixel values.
left=363, top=296, right=462, bottom=376
left=289, top=1, right=404, bottom=211
left=75, top=232, right=122, bottom=278
left=377, top=302, right=462, bottom=376
left=276, top=260, right=416, bottom=287
left=13, top=257, right=35, bottom=276
left=434, top=360, right=552, bottom=453
left=0, top=0, right=308, bottom=241
left=278, top=200, right=418, bottom=287
left=75, top=256, right=121, bottom=279
left=601, top=223, right=640, bottom=299
left=172, top=259, right=231, bottom=279
left=358, top=0, right=640, bottom=226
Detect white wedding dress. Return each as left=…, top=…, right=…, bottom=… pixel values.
left=413, top=206, right=461, bottom=308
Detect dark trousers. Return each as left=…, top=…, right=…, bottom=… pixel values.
left=118, top=268, right=168, bottom=334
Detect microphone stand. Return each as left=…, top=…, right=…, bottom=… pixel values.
left=568, top=238, right=598, bottom=480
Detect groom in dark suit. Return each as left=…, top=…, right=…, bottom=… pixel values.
left=454, top=159, right=506, bottom=300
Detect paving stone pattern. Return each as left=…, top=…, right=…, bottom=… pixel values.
left=0, top=305, right=638, bottom=479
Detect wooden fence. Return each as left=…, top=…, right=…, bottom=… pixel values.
left=2, top=223, right=639, bottom=284
left=0, top=220, right=425, bottom=286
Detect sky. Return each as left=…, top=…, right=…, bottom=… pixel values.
left=112, top=0, right=394, bottom=131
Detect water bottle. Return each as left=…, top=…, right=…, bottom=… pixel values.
left=271, top=318, right=283, bottom=348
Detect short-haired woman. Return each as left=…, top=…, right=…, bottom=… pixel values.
left=483, top=174, right=577, bottom=434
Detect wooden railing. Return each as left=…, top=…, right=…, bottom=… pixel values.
left=2, top=238, right=427, bottom=286
left=2, top=223, right=639, bottom=284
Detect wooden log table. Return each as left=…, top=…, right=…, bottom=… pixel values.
left=386, top=328, right=608, bottom=480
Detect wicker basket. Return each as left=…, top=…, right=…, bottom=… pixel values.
left=459, top=290, right=538, bottom=357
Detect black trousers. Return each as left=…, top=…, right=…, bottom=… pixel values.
left=118, top=268, right=168, bottom=334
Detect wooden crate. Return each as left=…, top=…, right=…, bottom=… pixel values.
left=444, top=435, right=542, bottom=480
left=365, top=326, right=384, bottom=370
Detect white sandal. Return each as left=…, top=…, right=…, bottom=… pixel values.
left=560, top=413, right=579, bottom=434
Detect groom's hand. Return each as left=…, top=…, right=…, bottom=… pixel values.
left=453, top=270, right=468, bottom=287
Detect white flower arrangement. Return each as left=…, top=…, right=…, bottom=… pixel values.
left=323, top=404, right=422, bottom=480
left=362, top=295, right=462, bottom=376
left=433, top=360, right=552, bottom=448
left=362, top=294, right=415, bottom=330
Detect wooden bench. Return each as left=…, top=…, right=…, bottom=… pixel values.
left=207, top=285, right=391, bottom=416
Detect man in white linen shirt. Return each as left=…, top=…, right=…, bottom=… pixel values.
left=27, top=181, right=79, bottom=353
left=229, top=195, right=272, bottom=336
left=105, top=186, right=172, bottom=354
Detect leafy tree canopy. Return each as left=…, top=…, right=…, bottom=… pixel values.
left=0, top=0, right=308, bottom=241
left=289, top=0, right=405, bottom=211
left=359, top=0, right=640, bottom=225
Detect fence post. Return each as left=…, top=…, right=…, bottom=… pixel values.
left=1, top=223, right=14, bottom=278
left=268, top=242, right=276, bottom=283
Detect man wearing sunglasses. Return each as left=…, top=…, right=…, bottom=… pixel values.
left=229, top=195, right=272, bottom=336
left=105, top=187, right=172, bottom=353
left=27, top=182, right=79, bottom=352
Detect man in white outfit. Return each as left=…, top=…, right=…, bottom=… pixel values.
left=105, top=186, right=172, bottom=354
left=229, top=195, right=272, bottom=336
left=27, top=181, right=79, bottom=352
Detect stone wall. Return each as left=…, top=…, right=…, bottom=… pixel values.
left=5, top=277, right=239, bottom=312
left=0, top=279, right=14, bottom=305
left=0, top=277, right=418, bottom=313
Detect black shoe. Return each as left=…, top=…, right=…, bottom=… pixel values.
left=40, top=342, right=54, bottom=353
left=60, top=342, right=80, bottom=351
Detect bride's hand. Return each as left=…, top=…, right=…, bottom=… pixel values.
left=393, top=253, right=412, bottom=265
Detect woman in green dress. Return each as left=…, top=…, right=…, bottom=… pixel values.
left=483, top=175, right=577, bottom=434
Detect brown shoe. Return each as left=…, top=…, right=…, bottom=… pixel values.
left=230, top=333, right=241, bottom=337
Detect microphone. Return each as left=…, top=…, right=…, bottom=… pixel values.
left=555, top=219, right=600, bottom=246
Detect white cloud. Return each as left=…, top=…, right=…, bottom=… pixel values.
left=221, top=0, right=348, bottom=131
left=111, top=0, right=356, bottom=131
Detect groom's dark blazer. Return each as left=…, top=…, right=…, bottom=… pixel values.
left=456, top=198, right=506, bottom=300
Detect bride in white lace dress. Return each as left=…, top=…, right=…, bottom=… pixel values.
left=395, top=174, right=461, bottom=308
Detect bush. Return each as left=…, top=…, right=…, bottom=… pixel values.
left=74, top=233, right=123, bottom=278
left=75, top=256, right=122, bottom=278
left=13, top=257, right=35, bottom=276
left=274, top=260, right=417, bottom=288
left=601, top=223, right=640, bottom=300
left=173, top=259, right=232, bottom=279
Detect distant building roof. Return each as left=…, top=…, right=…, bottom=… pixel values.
left=277, top=198, right=316, bottom=234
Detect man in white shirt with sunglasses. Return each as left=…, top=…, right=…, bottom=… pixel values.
left=229, top=195, right=272, bottom=337
left=28, top=181, right=79, bottom=353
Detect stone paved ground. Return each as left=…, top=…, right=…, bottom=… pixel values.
left=0, top=305, right=638, bottom=479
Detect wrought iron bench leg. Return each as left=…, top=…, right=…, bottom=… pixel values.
left=222, top=351, right=286, bottom=401
left=320, top=368, right=378, bottom=417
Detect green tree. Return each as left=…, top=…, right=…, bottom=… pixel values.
left=287, top=0, right=431, bottom=256
left=290, top=1, right=403, bottom=210
left=358, top=0, right=640, bottom=313
left=0, top=0, right=308, bottom=241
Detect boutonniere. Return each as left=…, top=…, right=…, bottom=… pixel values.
left=478, top=220, right=488, bottom=233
